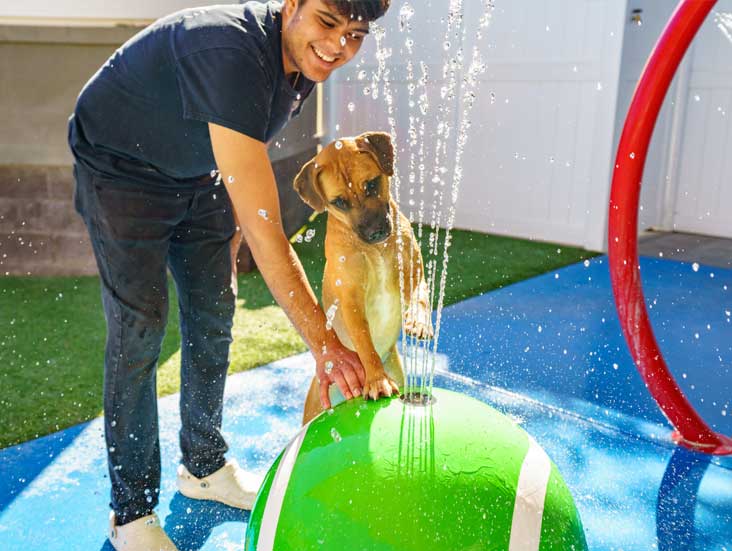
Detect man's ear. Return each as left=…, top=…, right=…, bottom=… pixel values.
left=356, top=132, right=394, bottom=176
left=283, top=0, right=298, bottom=15
left=293, top=158, right=326, bottom=213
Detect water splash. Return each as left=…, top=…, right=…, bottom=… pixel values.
left=358, top=1, right=495, bottom=402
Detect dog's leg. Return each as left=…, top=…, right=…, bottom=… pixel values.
left=338, top=283, right=401, bottom=401
left=383, top=345, right=405, bottom=392
left=404, top=234, right=434, bottom=340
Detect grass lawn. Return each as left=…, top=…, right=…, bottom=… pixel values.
left=0, top=215, right=596, bottom=449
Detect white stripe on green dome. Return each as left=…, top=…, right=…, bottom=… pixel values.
left=508, top=435, right=552, bottom=551
left=257, top=420, right=312, bottom=551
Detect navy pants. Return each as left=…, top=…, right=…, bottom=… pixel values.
left=73, top=163, right=236, bottom=525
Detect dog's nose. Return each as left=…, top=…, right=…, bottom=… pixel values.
left=367, top=228, right=388, bottom=243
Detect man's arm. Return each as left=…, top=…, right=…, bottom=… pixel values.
left=208, top=122, right=364, bottom=406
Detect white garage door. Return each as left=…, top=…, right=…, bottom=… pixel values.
left=672, top=3, right=732, bottom=238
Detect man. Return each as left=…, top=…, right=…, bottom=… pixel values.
left=68, top=0, right=390, bottom=548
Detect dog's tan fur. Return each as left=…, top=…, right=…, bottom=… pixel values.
left=294, top=132, right=432, bottom=424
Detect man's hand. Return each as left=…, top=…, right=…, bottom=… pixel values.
left=315, top=336, right=366, bottom=410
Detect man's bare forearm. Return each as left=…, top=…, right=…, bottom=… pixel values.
left=243, top=224, right=332, bottom=356
left=207, top=122, right=334, bottom=357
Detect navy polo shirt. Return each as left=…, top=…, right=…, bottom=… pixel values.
left=68, top=1, right=314, bottom=188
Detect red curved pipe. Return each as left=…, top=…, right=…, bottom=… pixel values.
left=609, top=0, right=732, bottom=455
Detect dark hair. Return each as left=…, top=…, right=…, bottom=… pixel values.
left=306, top=0, right=390, bottom=22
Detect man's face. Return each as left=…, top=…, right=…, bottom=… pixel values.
left=282, top=0, right=371, bottom=82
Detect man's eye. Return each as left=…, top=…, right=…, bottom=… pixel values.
left=331, top=197, right=349, bottom=210
left=349, top=33, right=364, bottom=42
left=319, top=18, right=335, bottom=29
left=365, top=178, right=379, bottom=196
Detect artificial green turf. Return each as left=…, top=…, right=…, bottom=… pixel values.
left=0, top=215, right=596, bottom=448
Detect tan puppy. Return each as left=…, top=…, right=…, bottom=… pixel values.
left=294, top=132, right=433, bottom=424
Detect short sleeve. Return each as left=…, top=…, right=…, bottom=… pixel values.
left=175, top=47, right=272, bottom=142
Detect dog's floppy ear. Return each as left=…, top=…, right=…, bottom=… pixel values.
left=356, top=132, right=394, bottom=176
left=293, top=158, right=326, bottom=213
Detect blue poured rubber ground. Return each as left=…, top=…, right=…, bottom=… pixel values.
left=0, top=256, right=730, bottom=550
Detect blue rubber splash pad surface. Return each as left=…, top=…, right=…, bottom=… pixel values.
left=1, top=256, right=730, bottom=550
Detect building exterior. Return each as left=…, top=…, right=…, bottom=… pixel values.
left=1, top=0, right=730, bottom=275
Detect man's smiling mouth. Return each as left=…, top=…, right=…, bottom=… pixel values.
left=312, top=45, right=336, bottom=63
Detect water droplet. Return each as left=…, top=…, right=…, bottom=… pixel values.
left=339, top=255, right=346, bottom=263
left=325, top=360, right=334, bottom=374
left=347, top=102, right=355, bottom=112
left=330, top=427, right=342, bottom=442
left=335, top=140, right=343, bottom=150
left=399, top=3, right=415, bottom=31
left=228, top=175, right=235, bottom=184
left=692, top=262, right=700, bottom=272
left=335, top=279, right=342, bottom=286
left=258, top=209, right=269, bottom=220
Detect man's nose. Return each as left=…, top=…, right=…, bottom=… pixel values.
left=325, top=30, right=344, bottom=56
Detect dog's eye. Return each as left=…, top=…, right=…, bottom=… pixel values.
left=365, top=178, right=380, bottom=197
left=331, top=197, right=349, bottom=210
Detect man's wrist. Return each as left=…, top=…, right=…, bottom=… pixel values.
left=311, top=327, right=339, bottom=360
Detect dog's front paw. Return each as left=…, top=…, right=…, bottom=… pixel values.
left=363, top=371, right=400, bottom=401
left=404, top=307, right=434, bottom=340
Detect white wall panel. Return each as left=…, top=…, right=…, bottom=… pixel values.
left=325, top=0, right=627, bottom=251
left=612, top=1, right=680, bottom=234
left=672, top=2, right=732, bottom=238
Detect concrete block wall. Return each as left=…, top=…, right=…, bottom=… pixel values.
left=0, top=22, right=144, bottom=276
left=0, top=165, right=96, bottom=276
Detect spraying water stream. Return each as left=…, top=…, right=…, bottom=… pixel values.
left=363, top=0, right=495, bottom=404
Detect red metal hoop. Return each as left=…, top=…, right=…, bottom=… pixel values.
left=608, top=0, right=732, bottom=455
